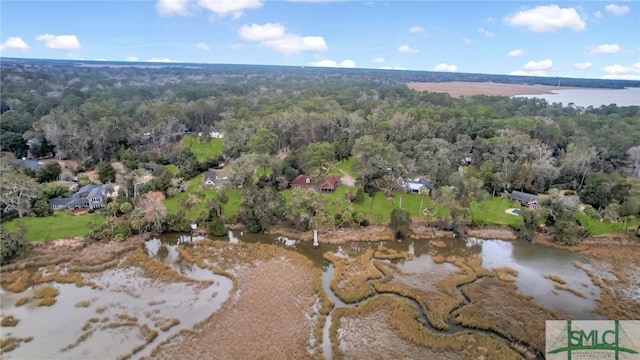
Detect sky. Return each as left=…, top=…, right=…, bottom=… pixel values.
left=1, top=1, right=639, bottom=80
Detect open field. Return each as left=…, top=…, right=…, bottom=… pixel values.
left=470, top=197, right=523, bottom=227
left=407, top=81, right=573, bottom=97
left=182, top=136, right=223, bottom=161
left=3, top=212, right=106, bottom=242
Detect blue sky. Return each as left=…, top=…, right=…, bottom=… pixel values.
left=1, top=1, right=639, bottom=79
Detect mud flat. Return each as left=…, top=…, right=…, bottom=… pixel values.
left=151, top=241, right=331, bottom=360
left=407, top=81, right=573, bottom=97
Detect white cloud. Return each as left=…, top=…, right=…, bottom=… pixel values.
left=590, top=43, right=621, bottom=54
left=239, top=23, right=286, bottom=42
left=477, top=27, right=495, bottom=38
left=196, top=42, right=211, bottom=51
left=507, top=49, right=525, bottom=57
left=573, top=62, right=593, bottom=70
left=197, top=0, right=262, bottom=19
left=409, top=26, right=426, bottom=35
left=594, top=10, right=603, bottom=18
left=238, top=22, right=327, bottom=55
left=504, top=5, right=586, bottom=32
left=372, top=57, right=385, bottom=64
left=156, top=0, right=189, bottom=16
left=0, top=37, right=30, bottom=51
left=309, top=59, right=356, bottom=68
left=380, top=66, right=406, bottom=70
left=125, top=56, right=139, bottom=62
left=602, top=62, right=640, bottom=80
left=523, top=59, right=553, bottom=71
left=462, top=38, right=473, bottom=45
left=433, top=63, right=457, bottom=72
left=605, top=4, right=630, bottom=16
left=509, top=70, right=548, bottom=77
left=148, top=58, right=175, bottom=62
left=397, top=44, right=418, bottom=53
left=36, top=34, right=81, bottom=50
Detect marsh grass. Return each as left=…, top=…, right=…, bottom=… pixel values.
left=373, top=245, right=414, bottom=260
left=14, top=297, right=29, bottom=306
left=75, top=300, right=91, bottom=308
left=553, top=284, right=586, bottom=298
left=331, top=295, right=521, bottom=360
left=1, top=315, right=19, bottom=327
left=152, top=240, right=328, bottom=359
left=1, top=336, right=32, bottom=354
left=121, top=248, right=204, bottom=285
left=1, top=269, right=98, bottom=293
left=455, top=277, right=563, bottom=354
left=497, top=267, right=519, bottom=277
left=158, top=318, right=180, bottom=332
left=33, top=284, right=59, bottom=306
left=323, top=248, right=381, bottom=303
left=544, top=274, right=566, bottom=285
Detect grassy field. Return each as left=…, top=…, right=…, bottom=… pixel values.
left=164, top=173, right=240, bottom=219
left=470, top=197, right=523, bottom=226
left=3, top=212, right=106, bottom=241
left=575, top=212, right=639, bottom=236
left=183, top=135, right=223, bottom=161
left=282, top=186, right=448, bottom=223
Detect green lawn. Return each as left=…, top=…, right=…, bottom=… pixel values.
left=165, top=173, right=240, bottom=220
left=183, top=135, right=224, bottom=161
left=575, top=212, right=640, bottom=236
left=470, top=197, right=523, bottom=226
left=3, top=212, right=106, bottom=242
left=283, top=186, right=448, bottom=223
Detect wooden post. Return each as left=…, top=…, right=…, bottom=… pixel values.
left=313, top=230, right=319, bottom=248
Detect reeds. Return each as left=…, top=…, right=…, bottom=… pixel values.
left=323, top=248, right=382, bottom=303
left=75, top=300, right=91, bottom=308
left=373, top=245, right=414, bottom=260
left=14, top=297, right=28, bottom=306
left=544, top=274, right=566, bottom=285
left=33, top=284, right=59, bottom=306
left=553, top=284, right=586, bottom=298
left=1, top=315, right=19, bottom=327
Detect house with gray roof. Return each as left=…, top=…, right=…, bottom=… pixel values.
left=48, top=184, right=108, bottom=211
left=509, top=191, right=539, bottom=209
left=401, top=178, right=434, bottom=195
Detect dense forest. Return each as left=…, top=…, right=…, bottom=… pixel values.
left=1, top=58, right=640, bottom=262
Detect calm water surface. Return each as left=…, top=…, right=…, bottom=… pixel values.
left=514, top=87, right=640, bottom=107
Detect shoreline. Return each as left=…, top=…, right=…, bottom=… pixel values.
left=407, top=81, right=578, bottom=98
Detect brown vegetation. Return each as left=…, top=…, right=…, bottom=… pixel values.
left=407, top=81, right=567, bottom=97
left=75, top=300, right=91, bottom=307
left=455, top=277, right=564, bottom=354
left=1, top=315, right=19, bottom=327
left=33, top=284, right=60, bottom=306
left=373, top=245, right=414, bottom=260
left=544, top=274, right=567, bottom=285
left=324, top=248, right=382, bottom=303
left=332, top=294, right=522, bottom=360
left=1, top=336, right=33, bottom=354
left=553, top=284, right=586, bottom=298
left=14, top=296, right=29, bottom=306
left=120, top=247, right=205, bottom=285
left=158, top=318, right=181, bottom=332
left=151, top=241, right=330, bottom=360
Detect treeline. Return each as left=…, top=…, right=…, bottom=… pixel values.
left=1, top=60, right=640, bottom=226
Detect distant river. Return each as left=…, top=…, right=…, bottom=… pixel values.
left=514, top=87, right=640, bottom=107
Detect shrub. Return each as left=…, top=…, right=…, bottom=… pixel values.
left=389, top=208, right=411, bottom=239
left=217, top=190, right=229, bottom=204
left=353, top=188, right=365, bottom=204
left=0, top=225, right=30, bottom=265
left=208, top=216, right=227, bottom=237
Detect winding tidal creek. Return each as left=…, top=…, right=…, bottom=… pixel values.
left=1, top=232, right=632, bottom=359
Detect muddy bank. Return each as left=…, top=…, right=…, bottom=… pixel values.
left=407, top=81, right=574, bottom=97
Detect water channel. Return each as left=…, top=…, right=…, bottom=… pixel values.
left=0, top=232, right=603, bottom=359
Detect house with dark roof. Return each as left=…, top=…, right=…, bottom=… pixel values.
left=49, top=184, right=108, bottom=211
left=318, top=175, right=341, bottom=192
left=510, top=191, right=539, bottom=209
left=142, top=162, right=159, bottom=173
left=291, top=174, right=315, bottom=190
left=203, top=170, right=217, bottom=187
left=11, top=158, right=45, bottom=171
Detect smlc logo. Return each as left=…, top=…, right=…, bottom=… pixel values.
left=547, top=320, right=640, bottom=360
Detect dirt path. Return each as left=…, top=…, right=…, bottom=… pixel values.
left=339, top=170, right=356, bottom=187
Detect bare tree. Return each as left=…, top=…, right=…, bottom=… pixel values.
left=0, top=172, right=41, bottom=219
left=627, top=145, right=640, bottom=179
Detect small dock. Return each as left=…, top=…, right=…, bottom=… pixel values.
left=313, top=230, right=319, bottom=248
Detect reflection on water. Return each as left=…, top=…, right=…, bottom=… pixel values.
left=0, top=237, right=232, bottom=360
left=222, top=231, right=600, bottom=319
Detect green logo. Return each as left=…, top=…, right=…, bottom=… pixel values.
left=547, top=320, right=639, bottom=360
